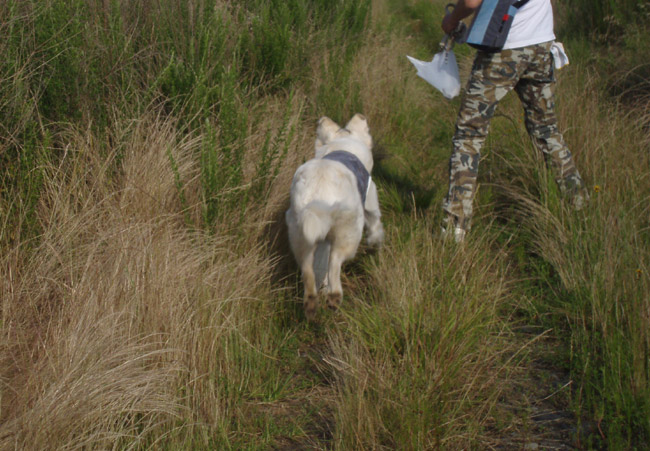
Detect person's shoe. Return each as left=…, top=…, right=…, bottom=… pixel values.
left=441, top=225, right=466, bottom=243
left=572, top=190, right=590, bottom=211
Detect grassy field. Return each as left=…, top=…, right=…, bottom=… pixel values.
left=1, top=0, right=649, bottom=449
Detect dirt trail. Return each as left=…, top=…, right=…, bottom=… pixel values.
left=488, top=327, right=582, bottom=450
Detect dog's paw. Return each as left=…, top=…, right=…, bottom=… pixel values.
left=326, top=292, right=342, bottom=310
left=318, top=283, right=330, bottom=296
left=366, top=225, right=384, bottom=248
left=304, top=294, right=319, bottom=321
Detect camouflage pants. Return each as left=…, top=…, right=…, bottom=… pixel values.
left=442, top=41, right=587, bottom=231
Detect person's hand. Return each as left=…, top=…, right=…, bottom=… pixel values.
left=441, top=0, right=480, bottom=35
left=442, top=12, right=459, bottom=35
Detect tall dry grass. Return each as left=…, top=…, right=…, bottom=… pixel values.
left=0, top=107, right=311, bottom=448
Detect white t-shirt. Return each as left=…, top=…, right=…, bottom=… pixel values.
left=503, top=0, right=556, bottom=49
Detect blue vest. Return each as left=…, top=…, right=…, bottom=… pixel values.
left=322, top=151, right=370, bottom=205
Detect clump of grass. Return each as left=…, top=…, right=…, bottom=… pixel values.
left=325, top=220, right=516, bottom=449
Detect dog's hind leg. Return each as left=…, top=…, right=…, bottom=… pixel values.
left=300, top=246, right=319, bottom=320
left=314, top=241, right=330, bottom=294
left=326, top=240, right=358, bottom=311
left=287, top=216, right=320, bottom=320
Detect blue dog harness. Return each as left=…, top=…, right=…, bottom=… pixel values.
left=322, top=151, right=370, bottom=205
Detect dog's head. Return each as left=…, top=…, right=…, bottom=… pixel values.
left=314, top=114, right=374, bottom=171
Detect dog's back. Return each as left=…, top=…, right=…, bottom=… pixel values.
left=287, top=158, right=363, bottom=246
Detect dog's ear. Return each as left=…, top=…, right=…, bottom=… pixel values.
left=315, top=116, right=340, bottom=149
left=345, top=114, right=372, bottom=149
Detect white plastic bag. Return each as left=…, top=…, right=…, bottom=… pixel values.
left=550, top=42, right=570, bottom=69
left=407, top=50, right=461, bottom=100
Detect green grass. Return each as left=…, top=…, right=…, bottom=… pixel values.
left=1, top=0, right=649, bottom=449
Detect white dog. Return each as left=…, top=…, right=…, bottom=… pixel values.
left=286, top=114, right=384, bottom=319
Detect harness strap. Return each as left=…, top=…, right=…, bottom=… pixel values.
left=322, top=151, right=370, bottom=205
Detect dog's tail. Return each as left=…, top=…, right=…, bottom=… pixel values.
left=300, top=201, right=357, bottom=245
left=300, top=201, right=333, bottom=245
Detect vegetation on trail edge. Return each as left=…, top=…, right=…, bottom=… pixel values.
left=1, top=0, right=648, bottom=448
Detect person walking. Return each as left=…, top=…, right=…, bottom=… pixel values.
left=441, top=0, right=589, bottom=242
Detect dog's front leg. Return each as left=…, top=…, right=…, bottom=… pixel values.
left=364, top=181, right=384, bottom=247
